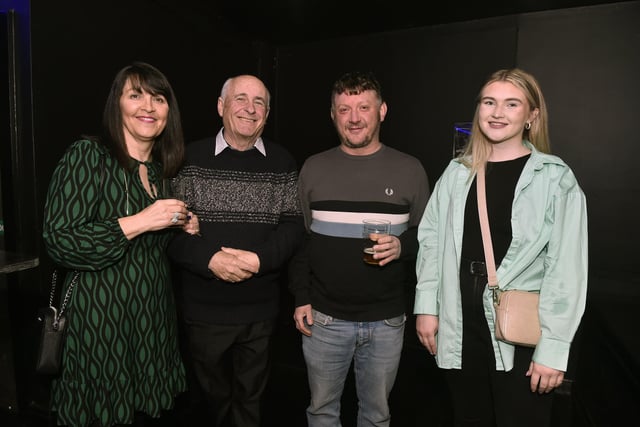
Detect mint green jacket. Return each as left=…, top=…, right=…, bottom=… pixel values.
left=414, top=142, right=588, bottom=371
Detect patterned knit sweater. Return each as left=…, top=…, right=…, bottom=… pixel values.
left=168, top=136, right=304, bottom=324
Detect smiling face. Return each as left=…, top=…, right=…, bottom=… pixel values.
left=478, top=80, right=538, bottom=146
left=217, top=75, right=270, bottom=149
left=120, top=77, right=169, bottom=144
left=331, top=89, right=387, bottom=155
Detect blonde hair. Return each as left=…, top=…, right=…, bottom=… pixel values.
left=461, top=68, right=550, bottom=173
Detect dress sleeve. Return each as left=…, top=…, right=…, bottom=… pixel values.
left=42, top=140, right=130, bottom=270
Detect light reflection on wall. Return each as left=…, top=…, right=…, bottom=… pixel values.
left=453, top=122, right=472, bottom=158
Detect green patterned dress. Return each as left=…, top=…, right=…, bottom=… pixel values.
left=42, top=140, right=187, bottom=427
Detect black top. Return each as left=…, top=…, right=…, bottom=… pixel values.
left=462, top=154, right=530, bottom=264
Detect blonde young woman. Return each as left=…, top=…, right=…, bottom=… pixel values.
left=414, top=68, right=588, bottom=427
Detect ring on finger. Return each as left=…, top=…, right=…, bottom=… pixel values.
left=170, top=212, right=180, bottom=224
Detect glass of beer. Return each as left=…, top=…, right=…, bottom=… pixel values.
left=362, top=219, right=391, bottom=265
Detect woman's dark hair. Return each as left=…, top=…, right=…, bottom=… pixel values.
left=100, top=61, right=184, bottom=178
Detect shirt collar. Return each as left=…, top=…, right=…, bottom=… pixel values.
left=214, top=128, right=266, bottom=156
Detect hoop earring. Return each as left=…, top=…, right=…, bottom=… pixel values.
left=525, top=122, right=531, bottom=130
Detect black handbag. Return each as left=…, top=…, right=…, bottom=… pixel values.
left=36, top=149, right=104, bottom=375
left=35, top=269, right=79, bottom=375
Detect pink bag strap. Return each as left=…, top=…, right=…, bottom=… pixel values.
left=476, top=165, right=498, bottom=290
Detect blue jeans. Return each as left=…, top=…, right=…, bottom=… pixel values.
left=303, top=309, right=406, bottom=427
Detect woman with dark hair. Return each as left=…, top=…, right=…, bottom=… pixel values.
left=42, top=61, right=199, bottom=427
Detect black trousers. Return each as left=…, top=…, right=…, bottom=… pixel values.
left=442, top=260, right=554, bottom=427
left=184, top=318, right=275, bottom=427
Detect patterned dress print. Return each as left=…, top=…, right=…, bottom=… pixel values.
left=42, top=140, right=186, bottom=427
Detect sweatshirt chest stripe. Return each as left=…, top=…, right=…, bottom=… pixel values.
left=310, top=210, right=409, bottom=238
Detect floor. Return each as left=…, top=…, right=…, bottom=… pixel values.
left=1, top=293, right=580, bottom=427
left=1, top=316, right=454, bottom=427
left=0, top=326, right=577, bottom=427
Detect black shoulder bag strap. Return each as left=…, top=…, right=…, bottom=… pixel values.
left=50, top=151, right=106, bottom=321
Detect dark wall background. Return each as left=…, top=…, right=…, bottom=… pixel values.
left=18, top=0, right=640, bottom=290
left=275, top=17, right=519, bottom=178
left=272, top=7, right=640, bottom=423
left=275, top=2, right=640, bottom=281
left=2, top=0, right=281, bottom=415
left=27, top=0, right=279, bottom=284
left=517, top=4, right=639, bottom=278
left=1, top=0, right=638, bottom=424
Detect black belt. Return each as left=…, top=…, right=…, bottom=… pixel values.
left=461, top=258, right=487, bottom=277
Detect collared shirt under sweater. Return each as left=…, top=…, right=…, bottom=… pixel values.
left=168, top=130, right=304, bottom=324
